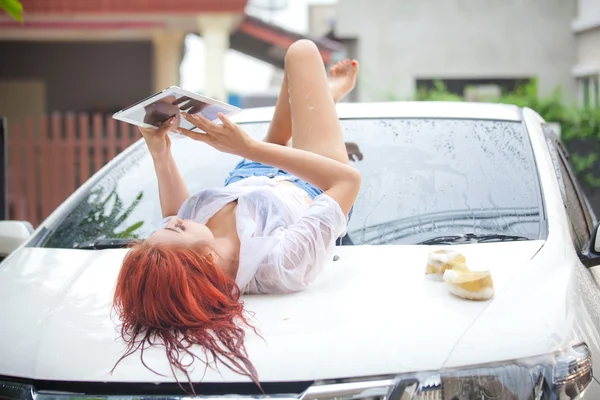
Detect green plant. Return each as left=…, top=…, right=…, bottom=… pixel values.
left=0, top=0, right=23, bottom=22
left=562, top=107, right=600, bottom=188
left=45, top=187, right=145, bottom=248
left=415, top=81, right=464, bottom=102
left=498, top=80, right=567, bottom=122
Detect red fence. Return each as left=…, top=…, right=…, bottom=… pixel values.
left=8, top=113, right=139, bottom=227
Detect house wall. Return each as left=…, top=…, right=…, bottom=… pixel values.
left=0, top=41, right=153, bottom=116
left=335, top=0, right=578, bottom=102
left=573, top=0, right=600, bottom=106
left=576, top=27, right=600, bottom=68
left=309, top=4, right=336, bottom=37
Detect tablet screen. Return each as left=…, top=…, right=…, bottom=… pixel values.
left=125, top=93, right=234, bottom=130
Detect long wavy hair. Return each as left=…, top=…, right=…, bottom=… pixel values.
left=111, top=241, right=260, bottom=391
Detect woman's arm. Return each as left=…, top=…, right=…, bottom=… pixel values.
left=152, top=153, right=190, bottom=218
left=140, top=118, right=190, bottom=218
left=177, top=113, right=360, bottom=216
left=246, top=141, right=360, bottom=215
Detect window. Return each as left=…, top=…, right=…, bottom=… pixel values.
left=578, top=75, right=599, bottom=108
left=36, top=118, right=545, bottom=249
left=416, top=78, right=531, bottom=98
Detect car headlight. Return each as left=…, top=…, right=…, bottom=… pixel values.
left=0, top=344, right=593, bottom=400
left=306, top=343, right=593, bottom=400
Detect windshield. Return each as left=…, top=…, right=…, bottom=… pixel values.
left=38, top=118, right=544, bottom=248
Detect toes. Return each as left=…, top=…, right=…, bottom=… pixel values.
left=331, top=61, right=343, bottom=76
left=330, top=59, right=359, bottom=77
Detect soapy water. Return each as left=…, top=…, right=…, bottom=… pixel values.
left=428, top=250, right=461, bottom=265
left=442, top=269, right=461, bottom=283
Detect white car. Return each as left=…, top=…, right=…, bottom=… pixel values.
left=1, top=101, right=600, bottom=399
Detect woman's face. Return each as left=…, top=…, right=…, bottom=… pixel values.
left=147, top=217, right=215, bottom=246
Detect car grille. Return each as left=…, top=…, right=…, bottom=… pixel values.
left=0, top=377, right=445, bottom=400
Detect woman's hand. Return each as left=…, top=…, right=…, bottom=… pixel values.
left=139, top=116, right=178, bottom=159
left=176, top=112, right=256, bottom=158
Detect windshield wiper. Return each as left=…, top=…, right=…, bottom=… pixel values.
left=73, top=238, right=136, bottom=250
left=417, top=233, right=531, bottom=245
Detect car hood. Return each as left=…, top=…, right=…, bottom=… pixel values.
left=0, top=241, right=560, bottom=383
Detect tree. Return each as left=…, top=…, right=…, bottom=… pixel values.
left=0, top=0, right=23, bottom=22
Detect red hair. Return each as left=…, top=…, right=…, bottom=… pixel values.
left=111, top=241, right=260, bottom=391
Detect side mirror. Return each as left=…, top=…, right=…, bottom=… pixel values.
left=0, top=221, right=34, bottom=258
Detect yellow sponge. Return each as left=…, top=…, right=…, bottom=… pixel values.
left=425, top=249, right=495, bottom=301
left=443, top=269, right=495, bottom=301
left=425, top=249, right=468, bottom=281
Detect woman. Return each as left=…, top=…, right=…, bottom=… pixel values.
left=112, top=40, right=361, bottom=388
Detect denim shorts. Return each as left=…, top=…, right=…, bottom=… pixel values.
left=224, top=159, right=353, bottom=220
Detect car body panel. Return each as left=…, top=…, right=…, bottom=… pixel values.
left=228, top=101, right=523, bottom=123
left=0, top=241, right=547, bottom=382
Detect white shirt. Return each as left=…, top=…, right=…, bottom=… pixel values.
left=160, top=176, right=347, bottom=294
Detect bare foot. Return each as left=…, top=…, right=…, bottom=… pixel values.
left=329, top=59, right=359, bottom=103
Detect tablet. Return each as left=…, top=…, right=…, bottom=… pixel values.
left=112, top=86, right=241, bottom=133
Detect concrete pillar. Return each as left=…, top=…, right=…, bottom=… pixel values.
left=196, top=13, right=240, bottom=101
left=151, top=30, right=185, bottom=93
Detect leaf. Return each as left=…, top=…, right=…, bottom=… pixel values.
left=571, top=153, right=598, bottom=173
left=584, top=173, right=600, bottom=189
left=107, top=193, right=123, bottom=223
left=0, top=0, right=23, bottom=22
left=100, top=189, right=117, bottom=208
left=114, top=221, right=144, bottom=239
left=114, top=192, right=144, bottom=227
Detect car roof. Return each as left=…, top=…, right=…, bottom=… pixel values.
left=230, top=101, right=523, bottom=124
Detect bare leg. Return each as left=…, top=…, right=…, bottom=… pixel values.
left=264, top=51, right=359, bottom=149
left=263, top=76, right=292, bottom=146
left=285, top=40, right=355, bottom=164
